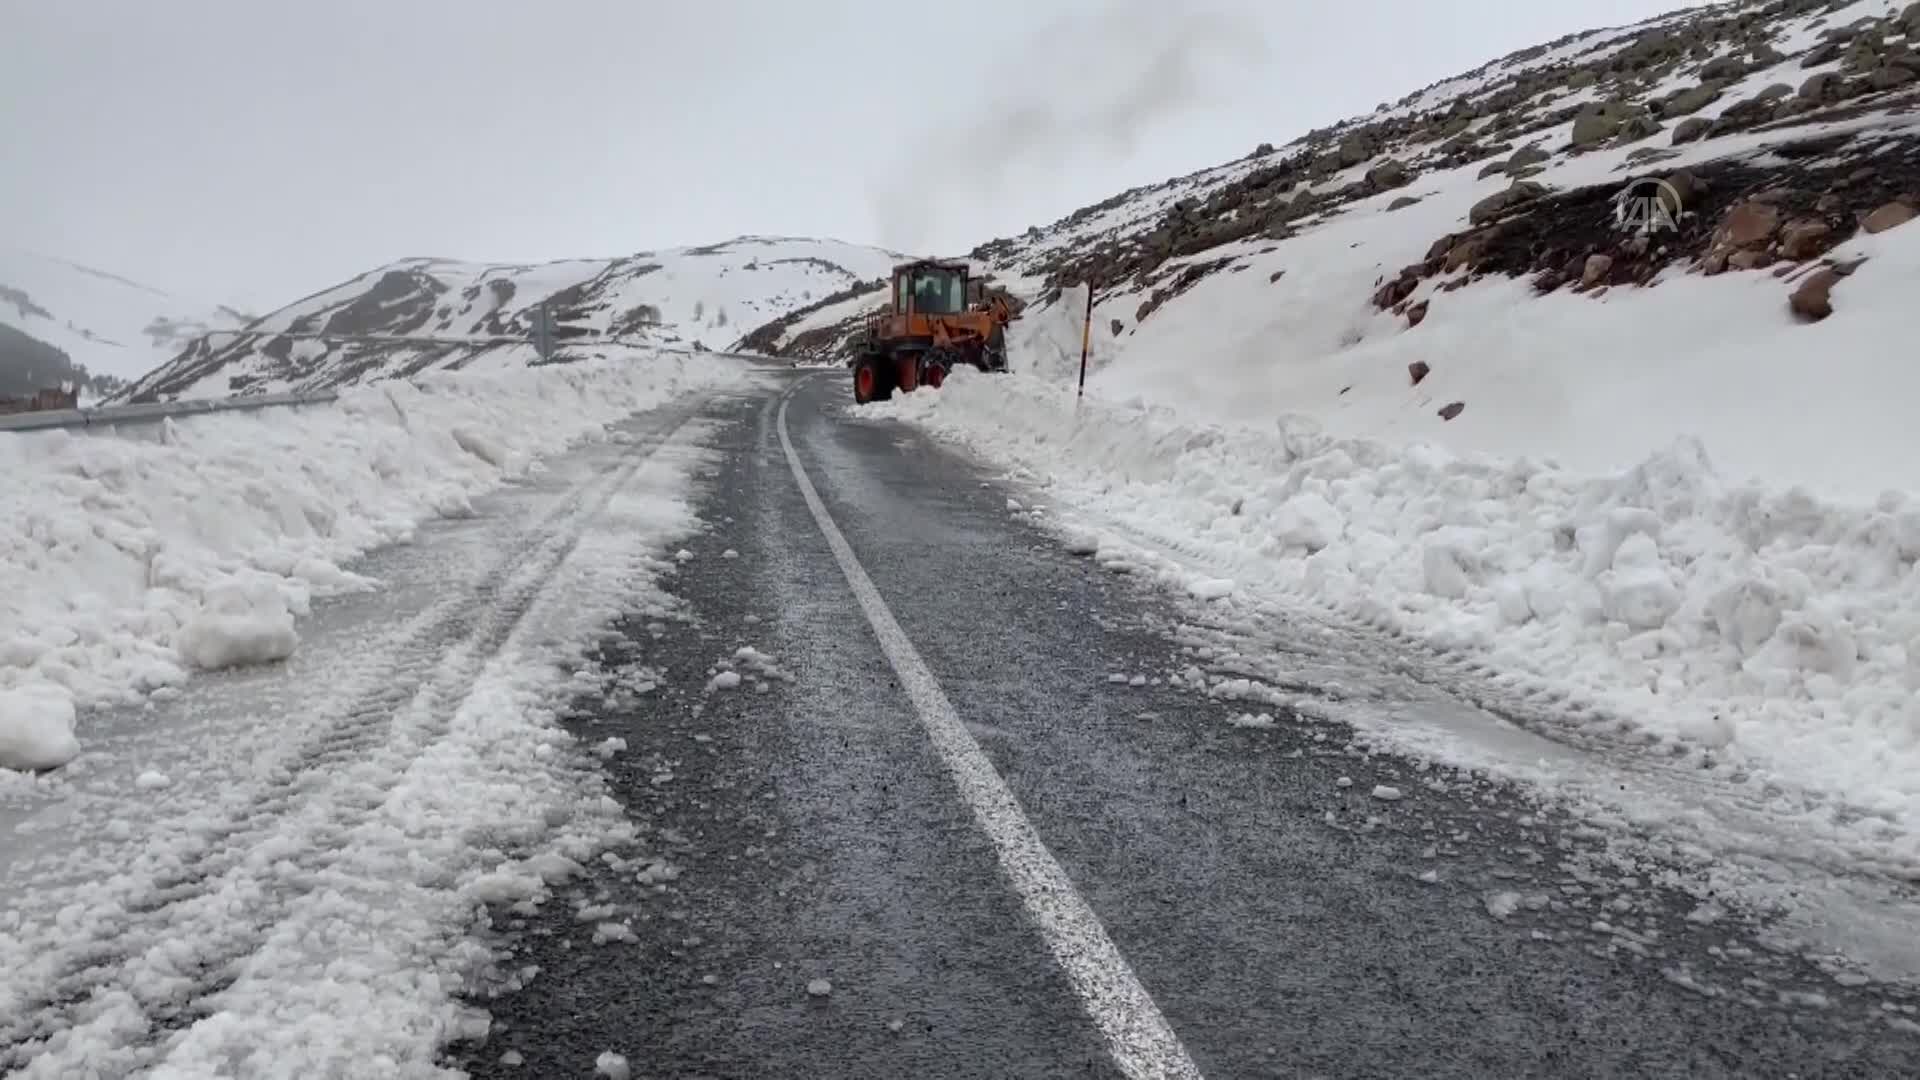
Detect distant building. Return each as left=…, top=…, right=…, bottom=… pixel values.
left=0, top=386, right=80, bottom=416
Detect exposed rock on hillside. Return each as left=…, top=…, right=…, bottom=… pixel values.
left=1378, top=134, right=1918, bottom=306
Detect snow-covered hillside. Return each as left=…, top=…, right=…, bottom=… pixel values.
left=966, top=0, right=1920, bottom=498
left=0, top=249, right=247, bottom=399
left=876, top=0, right=1920, bottom=864
left=118, top=236, right=903, bottom=402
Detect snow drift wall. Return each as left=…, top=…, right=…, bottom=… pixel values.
left=0, top=352, right=748, bottom=771
left=1005, top=284, right=1125, bottom=383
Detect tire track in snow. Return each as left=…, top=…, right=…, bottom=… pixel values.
left=0, top=401, right=706, bottom=1075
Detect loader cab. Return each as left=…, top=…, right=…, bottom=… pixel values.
left=894, top=262, right=968, bottom=316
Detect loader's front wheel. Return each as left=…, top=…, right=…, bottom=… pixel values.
left=852, top=353, right=892, bottom=404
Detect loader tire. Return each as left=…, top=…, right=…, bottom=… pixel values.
left=853, top=353, right=893, bottom=404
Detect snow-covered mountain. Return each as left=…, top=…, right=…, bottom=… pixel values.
left=118, top=236, right=905, bottom=402
left=0, top=249, right=248, bottom=401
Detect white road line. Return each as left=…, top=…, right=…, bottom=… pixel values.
left=777, top=384, right=1205, bottom=1080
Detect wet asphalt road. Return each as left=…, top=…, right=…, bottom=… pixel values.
left=448, top=371, right=1920, bottom=1079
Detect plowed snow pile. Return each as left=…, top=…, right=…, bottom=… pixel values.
left=0, top=352, right=748, bottom=771
left=877, top=217, right=1920, bottom=850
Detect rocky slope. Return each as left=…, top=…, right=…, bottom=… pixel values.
left=118, top=236, right=903, bottom=402
left=0, top=249, right=247, bottom=401
left=963, top=0, right=1919, bottom=337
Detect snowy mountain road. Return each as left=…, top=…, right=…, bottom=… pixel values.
left=449, top=372, right=1920, bottom=1079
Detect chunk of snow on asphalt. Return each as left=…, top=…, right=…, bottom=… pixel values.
left=1107, top=673, right=1128, bottom=684
left=1417, top=869, right=1440, bottom=884
left=636, top=860, right=681, bottom=885
left=1371, top=785, right=1405, bottom=802
left=675, top=549, right=695, bottom=562
left=1128, top=674, right=1148, bottom=687
left=596, top=1051, right=633, bottom=1079
left=593, top=922, right=638, bottom=946
left=1228, top=712, right=1276, bottom=729
left=499, top=1049, right=525, bottom=1066
left=1335, top=776, right=1354, bottom=789
left=722, top=548, right=740, bottom=559
left=528, top=851, right=587, bottom=886
left=1063, top=529, right=1102, bottom=556
left=595, top=737, right=628, bottom=760
left=1007, top=498, right=1023, bottom=511
left=707, top=670, right=743, bottom=692
left=0, top=682, right=81, bottom=771
left=174, top=578, right=300, bottom=671
left=467, top=868, right=547, bottom=905
left=1188, top=577, right=1235, bottom=601
left=807, top=978, right=833, bottom=997
left=1486, top=891, right=1524, bottom=920
left=134, top=769, right=171, bottom=791
left=731, top=645, right=792, bottom=682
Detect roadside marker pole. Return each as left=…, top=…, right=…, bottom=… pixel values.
left=1076, top=282, right=1093, bottom=403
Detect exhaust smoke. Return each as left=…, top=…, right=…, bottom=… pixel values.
left=870, top=0, right=1267, bottom=255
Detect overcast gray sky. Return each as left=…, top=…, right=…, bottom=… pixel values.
left=3, top=0, right=1706, bottom=311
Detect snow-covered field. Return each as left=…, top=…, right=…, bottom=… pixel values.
left=877, top=206, right=1920, bottom=883
left=0, top=350, right=749, bottom=772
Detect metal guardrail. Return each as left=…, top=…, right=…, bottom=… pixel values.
left=0, top=344, right=785, bottom=435
left=0, top=390, right=341, bottom=433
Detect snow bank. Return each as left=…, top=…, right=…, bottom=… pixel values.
left=0, top=352, right=747, bottom=771
left=1006, top=283, right=1122, bottom=383
left=877, top=368, right=1920, bottom=834
left=0, top=683, right=80, bottom=771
